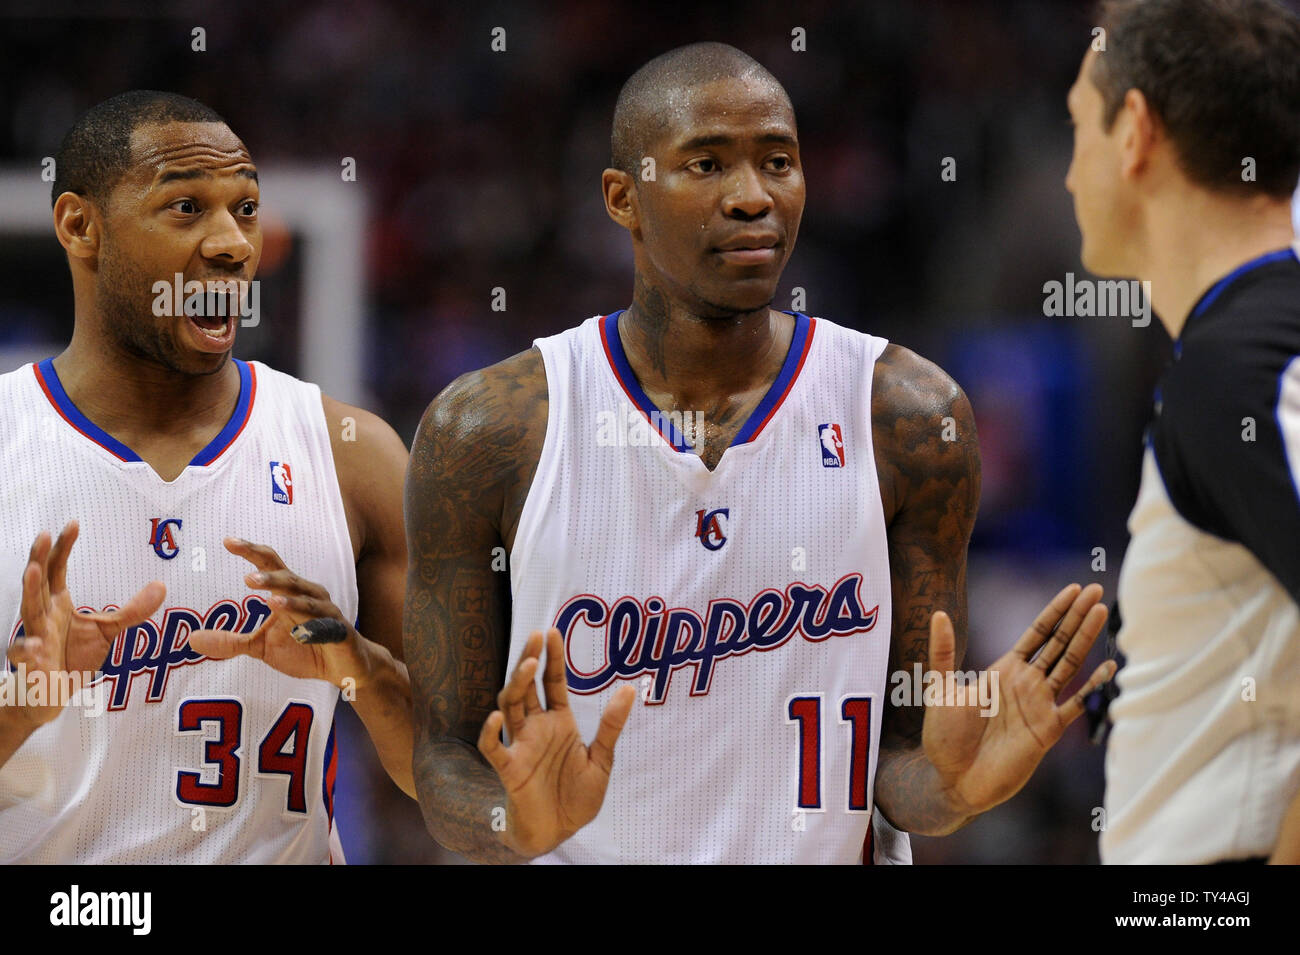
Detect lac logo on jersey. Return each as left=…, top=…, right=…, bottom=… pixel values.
left=270, top=461, right=293, bottom=505
left=694, top=508, right=729, bottom=551
left=148, top=518, right=182, bottom=560
left=818, top=423, right=846, bottom=468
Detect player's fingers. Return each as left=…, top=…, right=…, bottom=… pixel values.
left=289, top=618, right=350, bottom=645
left=8, top=635, right=46, bottom=669
left=520, top=630, right=544, bottom=663
left=541, top=628, right=569, bottom=712
left=186, top=628, right=257, bottom=660
left=224, top=538, right=288, bottom=573
left=477, top=710, right=511, bottom=775
left=46, top=521, right=79, bottom=595
left=1010, top=584, right=1082, bottom=660
left=520, top=631, right=551, bottom=715
left=271, top=594, right=342, bottom=622
left=512, top=631, right=543, bottom=712
left=19, top=561, right=49, bottom=638
left=25, top=531, right=52, bottom=577
left=248, top=569, right=330, bottom=600
left=1047, top=602, right=1109, bottom=695
left=497, top=656, right=538, bottom=738
left=1034, top=583, right=1103, bottom=673
left=928, top=611, right=957, bottom=676
left=1055, top=659, right=1119, bottom=726
left=25, top=531, right=53, bottom=608
left=90, top=580, right=166, bottom=633
left=588, top=684, right=636, bottom=775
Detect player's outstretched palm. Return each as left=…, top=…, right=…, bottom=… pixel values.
left=478, top=629, right=636, bottom=858
left=922, top=583, right=1117, bottom=817
left=9, top=522, right=165, bottom=725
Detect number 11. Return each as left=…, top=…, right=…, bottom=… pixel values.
left=787, top=694, right=873, bottom=813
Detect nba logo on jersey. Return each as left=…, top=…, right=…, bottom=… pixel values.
left=818, top=423, right=845, bottom=468
left=270, top=461, right=293, bottom=505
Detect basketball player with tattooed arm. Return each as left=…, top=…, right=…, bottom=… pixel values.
left=405, top=44, right=1116, bottom=864
left=0, top=91, right=413, bottom=863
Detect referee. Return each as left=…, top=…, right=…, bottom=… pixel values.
left=1065, top=0, right=1300, bottom=863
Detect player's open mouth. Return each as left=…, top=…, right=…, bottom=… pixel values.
left=184, top=312, right=236, bottom=352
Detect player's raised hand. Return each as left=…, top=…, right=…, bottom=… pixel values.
left=921, top=583, right=1116, bottom=817
left=477, top=628, right=636, bottom=858
left=187, top=538, right=370, bottom=689
left=10, top=522, right=166, bottom=725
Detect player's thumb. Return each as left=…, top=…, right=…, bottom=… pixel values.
left=186, top=628, right=252, bottom=660
left=104, top=580, right=167, bottom=628
left=928, top=611, right=957, bottom=677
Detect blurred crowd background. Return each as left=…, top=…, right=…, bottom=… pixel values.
left=2, top=0, right=1297, bottom=864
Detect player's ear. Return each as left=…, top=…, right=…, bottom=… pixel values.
left=53, top=192, right=101, bottom=261
left=601, top=167, right=640, bottom=234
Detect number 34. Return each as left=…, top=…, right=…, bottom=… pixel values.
left=174, top=697, right=317, bottom=813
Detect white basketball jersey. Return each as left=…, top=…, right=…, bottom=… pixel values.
left=510, top=311, right=907, bottom=864
left=0, top=359, right=357, bottom=863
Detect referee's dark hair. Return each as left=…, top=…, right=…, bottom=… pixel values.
left=1092, top=0, right=1300, bottom=197
left=52, top=90, right=227, bottom=209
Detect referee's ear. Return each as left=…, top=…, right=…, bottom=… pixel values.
left=1117, top=86, right=1162, bottom=185
left=53, top=191, right=101, bottom=261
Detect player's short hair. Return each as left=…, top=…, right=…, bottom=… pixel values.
left=610, top=42, right=791, bottom=176
left=1091, top=0, right=1300, bottom=198
left=51, top=90, right=228, bottom=209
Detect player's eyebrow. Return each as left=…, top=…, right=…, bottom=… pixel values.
left=677, top=131, right=798, bottom=151
left=156, top=166, right=258, bottom=185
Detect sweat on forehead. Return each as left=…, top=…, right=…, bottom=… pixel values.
left=610, top=41, right=793, bottom=174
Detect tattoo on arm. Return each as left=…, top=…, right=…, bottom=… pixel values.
left=403, top=349, right=546, bottom=863
left=870, top=344, right=982, bottom=835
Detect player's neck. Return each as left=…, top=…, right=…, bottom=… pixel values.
left=53, top=329, right=242, bottom=443
left=620, top=278, right=793, bottom=408
left=1138, top=192, right=1295, bottom=339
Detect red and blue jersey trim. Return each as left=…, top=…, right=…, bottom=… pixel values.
left=189, top=360, right=256, bottom=465
left=32, top=358, right=256, bottom=467
left=322, top=718, right=338, bottom=824
left=599, top=309, right=815, bottom=453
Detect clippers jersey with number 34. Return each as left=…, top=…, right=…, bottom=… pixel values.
left=0, top=359, right=357, bottom=863
left=509, top=311, right=909, bottom=864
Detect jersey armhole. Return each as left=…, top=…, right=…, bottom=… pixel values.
left=508, top=345, right=559, bottom=597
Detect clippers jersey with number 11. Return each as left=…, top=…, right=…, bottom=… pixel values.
left=509, top=311, right=908, bottom=864
left=0, top=359, right=357, bottom=863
